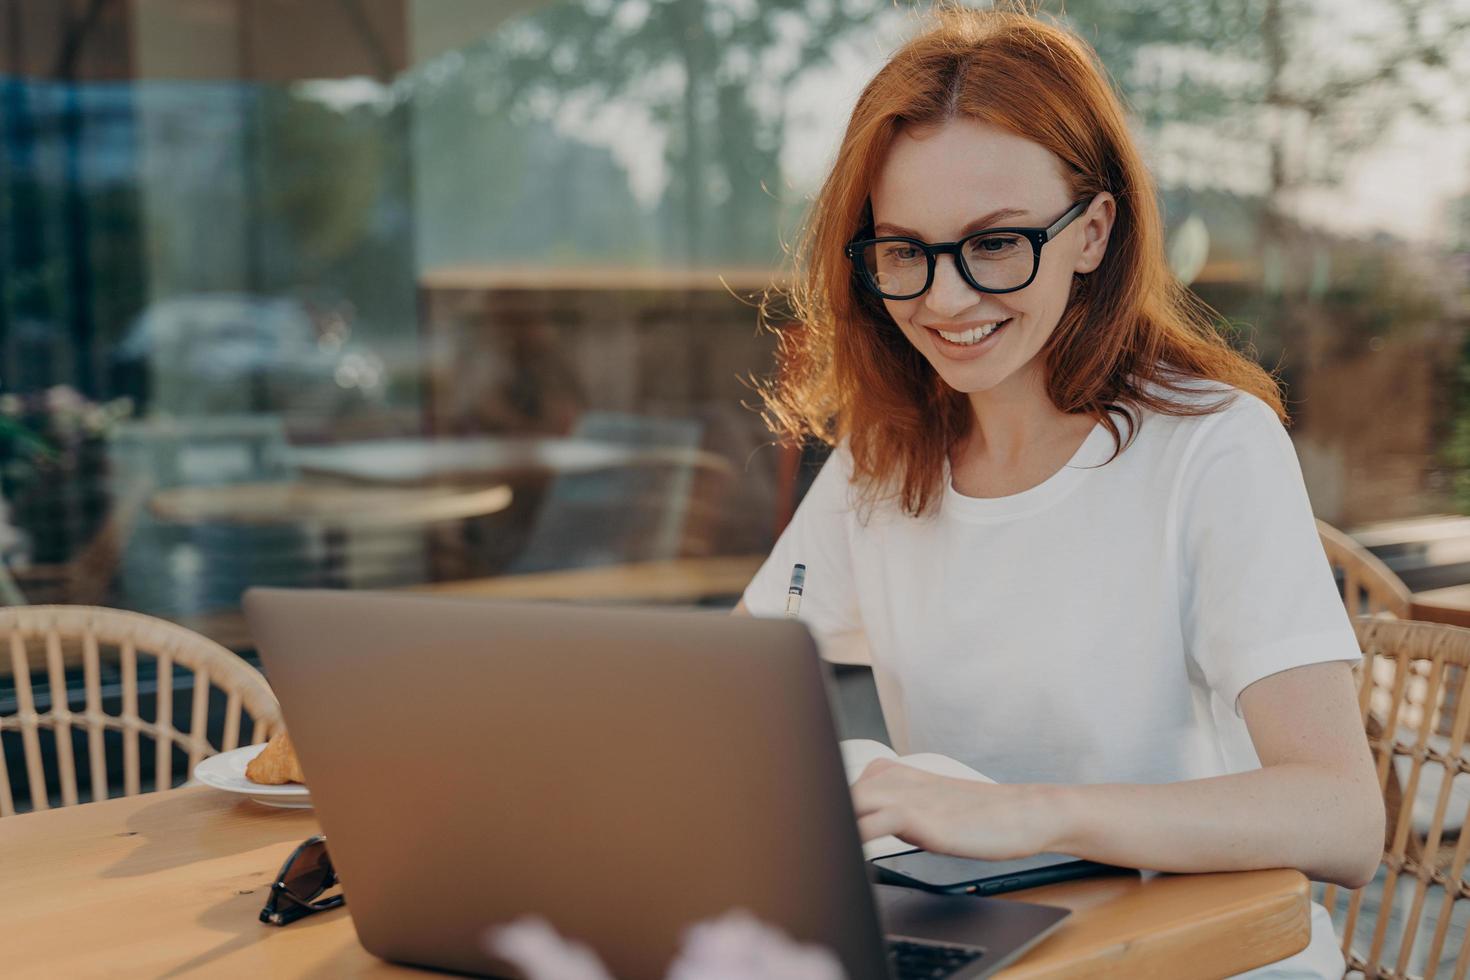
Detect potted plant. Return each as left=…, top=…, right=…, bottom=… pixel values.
left=0, top=386, right=133, bottom=570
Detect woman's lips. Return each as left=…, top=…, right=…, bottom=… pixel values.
left=927, top=318, right=1012, bottom=358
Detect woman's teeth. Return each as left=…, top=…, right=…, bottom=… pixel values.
left=936, top=319, right=1010, bottom=345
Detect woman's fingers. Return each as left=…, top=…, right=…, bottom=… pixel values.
left=857, top=807, right=910, bottom=844
left=853, top=768, right=1043, bottom=860
left=850, top=769, right=901, bottom=816
left=851, top=760, right=925, bottom=815
left=852, top=769, right=924, bottom=843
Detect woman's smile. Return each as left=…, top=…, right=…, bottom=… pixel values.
left=927, top=317, right=1014, bottom=358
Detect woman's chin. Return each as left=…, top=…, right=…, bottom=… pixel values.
left=930, top=361, right=1012, bottom=395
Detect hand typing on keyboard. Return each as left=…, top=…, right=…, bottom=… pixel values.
left=852, top=758, right=1059, bottom=862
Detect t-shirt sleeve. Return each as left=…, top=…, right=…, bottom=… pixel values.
left=741, top=446, right=865, bottom=655
left=1175, top=395, right=1360, bottom=719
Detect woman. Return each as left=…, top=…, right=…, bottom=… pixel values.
left=734, top=6, right=1383, bottom=978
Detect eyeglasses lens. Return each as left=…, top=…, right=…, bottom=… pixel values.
left=860, top=233, right=1035, bottom=298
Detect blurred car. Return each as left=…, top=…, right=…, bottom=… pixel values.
left=113, top=292, right=388, bottom=419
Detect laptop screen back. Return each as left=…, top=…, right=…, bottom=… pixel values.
left=245, top=588, right=890, bottom=979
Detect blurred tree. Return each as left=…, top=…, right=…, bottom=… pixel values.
left=435, top=0, right=1470, bottom=270
left=1055, top=0, right=1470, bottom=423
left=467, top=0, right=890, bottom=265
left=410, top=50, right=654, bottom=268
left=1451, top=192, right=1470, bottom=254
left=1057, top=0, right=1470, bottom=216
left=256, top=92, right=394, bottom=282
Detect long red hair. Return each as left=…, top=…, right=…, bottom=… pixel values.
left=758, top=3, right=1284, bottom=516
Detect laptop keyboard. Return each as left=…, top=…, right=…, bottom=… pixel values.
left=886, top=938, right=985, bottom=979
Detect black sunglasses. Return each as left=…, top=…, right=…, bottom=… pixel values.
left=844, top=198, right=1092, bottom=301
left=260, top=835, right=345, bottom=926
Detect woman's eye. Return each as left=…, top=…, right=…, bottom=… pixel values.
left=883, top=245, right=923, bottom=263
left=968, top=235, right=1022, bottom=256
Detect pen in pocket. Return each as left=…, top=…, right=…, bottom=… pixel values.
left=785, top=563, right=806, bottom=619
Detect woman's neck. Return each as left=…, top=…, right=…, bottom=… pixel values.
left=960, top=365, right=1076, bottom=466
left=950, top=413, right=1098, bottom=499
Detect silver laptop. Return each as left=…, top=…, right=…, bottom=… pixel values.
left=244, top=588, right=1069, bottom=979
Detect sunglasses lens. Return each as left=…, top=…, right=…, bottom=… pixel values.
left=263, top=836, right=345, bottom=926
left=282, top=839, right=334, bottom=902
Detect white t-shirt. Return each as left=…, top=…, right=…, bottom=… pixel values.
left=742, top=382, right=1356, bottom=979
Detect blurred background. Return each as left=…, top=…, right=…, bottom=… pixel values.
left=5, top=1, right=1470, bottom=966
left=0, top=0, right=1467, bottom=636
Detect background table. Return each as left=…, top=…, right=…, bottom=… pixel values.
left=284, top=436, right=729, bottom=486
left=149, top=481, right=514, bottom=529
left=1410, top=584, right=1470, bottom=630
left=0, top=787, right=1312, bottom=979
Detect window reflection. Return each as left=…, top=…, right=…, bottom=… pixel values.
left=0, top=0, right=1467, bottom=647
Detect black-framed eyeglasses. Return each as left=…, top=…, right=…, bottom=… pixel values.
left=260, top=835, right=345, bottom=926
left=844, top=198, right=1091, bottom=301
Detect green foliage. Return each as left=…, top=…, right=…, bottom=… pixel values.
left=255, top=91, right=393, bottom=277
left=459, top=0, right=889, bottom=264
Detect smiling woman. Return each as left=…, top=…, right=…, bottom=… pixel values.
left=738, top=5, right=1384, bottom=979
left=756, top=6, right=1292, bottom=517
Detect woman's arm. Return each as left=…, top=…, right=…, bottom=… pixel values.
left=852, top=660, right=1384, bottom=889
left=1051, top=660, right=1382, bottom=887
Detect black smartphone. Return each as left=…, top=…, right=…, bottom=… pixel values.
left=869, top=849, right=1128, bottom=896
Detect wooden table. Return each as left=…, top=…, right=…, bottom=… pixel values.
left=148, top=556, right=768, bottom=654
left=1411, top=585, right=1470, bottom=630
left=0, top=787, right=1312, bottom=979
left=410, top=554, right=765, bottom=604
left=148, top=481, right=514, bottom=530
left=284, top=436, right=730, bottom=486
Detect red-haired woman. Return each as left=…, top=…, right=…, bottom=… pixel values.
left=735, top=6, right=1381, bottom=977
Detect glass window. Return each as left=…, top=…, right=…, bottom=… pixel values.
left=1, top=0, right=1467, bottom=643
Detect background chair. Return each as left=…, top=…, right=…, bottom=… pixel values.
left=1319, top=516, right=1470, bottom=840
left=1317, top=616, right=1470, bottom=979
left=1318, top=518, right=1414, bottom=620
left=1319, top=518, right=1420, bottom=848
left=506, top=411, right=733, bottom=574
left=0, top=605, right=279, bottom=816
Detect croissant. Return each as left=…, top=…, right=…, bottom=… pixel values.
left=245, top=729, right=306, bottom=785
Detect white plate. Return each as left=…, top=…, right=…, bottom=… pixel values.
left=193, top=744, right=312, bottom=809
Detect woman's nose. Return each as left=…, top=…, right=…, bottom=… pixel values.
left=922, top=253, right=978, bottom=318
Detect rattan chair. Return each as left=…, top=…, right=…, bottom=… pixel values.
left=1318, top=519, right=1425, bottom=848
left=1317, top=616, right=1470, bottom=979
left=0, top=605, right=280, bottom=816
left=1318, top=519, right=1413, bottom=620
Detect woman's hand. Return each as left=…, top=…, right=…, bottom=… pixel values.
left=850, top=759, right=1062, bottom=861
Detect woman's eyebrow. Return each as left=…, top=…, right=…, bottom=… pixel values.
left=873, top=207, right=1032, bottom=239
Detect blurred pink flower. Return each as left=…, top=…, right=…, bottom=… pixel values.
left=484, top=910, right=848, bottom=980
left=44, top=385, right=85, bottom=416
left=484, top=916, right=613, bottom=980
left=667, top=910, right=847, bottom=980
